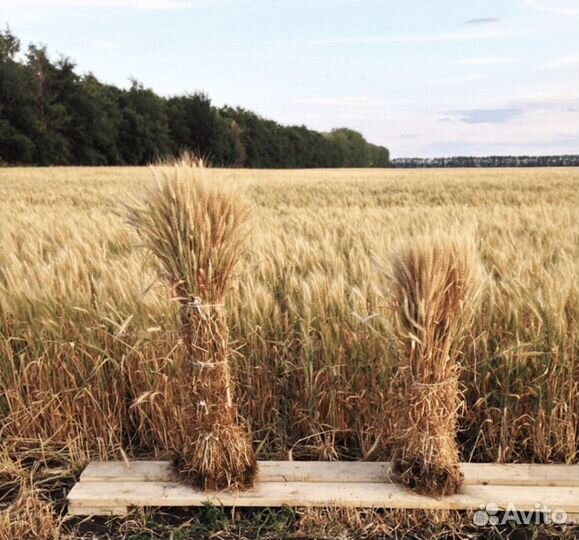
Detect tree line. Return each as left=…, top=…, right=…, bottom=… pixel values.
left=392, top=155, right=579, bottom=168
left=0, top=28, right=390, bottom=168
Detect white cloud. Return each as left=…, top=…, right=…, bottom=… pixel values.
left=540, top=53, right=579, bottom=70
left=2, top=0, right=210, bottom=10
left=458, top=73, right=486, bottom=82
left=463, top=17, right=501, bottom=25
left=307, top=29, right=532, bottom=46
left=507, top=89, right=579, bottom=107
left=438, top=73, right=486, bottom=84
left=388, top=106, right=578, bottom=157
left=294, top=96, right=390, bottom=108
left=88, top=38, right=119, bottom=50
left=524, top=0, right=579, bottom=16
left=458, top=57, right=519, bottom=65
left=452, top=86, right=579, bottom=110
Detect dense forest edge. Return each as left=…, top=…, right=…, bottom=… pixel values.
left=0, top=28, right=390, bottom=168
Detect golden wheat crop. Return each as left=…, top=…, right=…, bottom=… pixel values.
left=0, top=166, right=578, bottom=472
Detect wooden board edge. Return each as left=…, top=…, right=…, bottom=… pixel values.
left=80, top=461, right=579, bottom=487
left=68, top=504, right=129, bottom=517
left=67, top=481, right=579, bottom=513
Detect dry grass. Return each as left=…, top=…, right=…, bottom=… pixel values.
left=0, top=481, right=62, bottom=540
left=127, top=159, right=256, bottom=489
left=0, top=166, right=578, bottom=536
left=385, top=236, right=483, bottom=495
left=295, top=506, right=466, bottom=539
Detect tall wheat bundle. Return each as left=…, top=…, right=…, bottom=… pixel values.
left=387, top=236, right=483, bottom=496
left=128, top=158, right=257, bottom=490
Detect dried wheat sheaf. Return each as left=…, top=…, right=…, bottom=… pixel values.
left=385, top=236, right=484, bottom=496
left=128, top=157, right=256, bottom=490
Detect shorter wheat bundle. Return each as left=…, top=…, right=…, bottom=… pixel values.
left=128, top=158, right=256, bottom=490
left=387, top=236, right=483, bottom=496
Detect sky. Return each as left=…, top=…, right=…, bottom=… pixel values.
left=1, top=0, right=578, bottom=158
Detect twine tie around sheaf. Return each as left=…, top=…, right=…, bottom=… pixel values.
left=192, top=360, right=228, bottom=368
left=412, top=380, right=456, bottom=387
left=197, top=400, right=209, bottom=414
left=189, top=297, right=207, bottom=320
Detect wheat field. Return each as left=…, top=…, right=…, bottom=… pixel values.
left=1, top=166, right=578, bottom=536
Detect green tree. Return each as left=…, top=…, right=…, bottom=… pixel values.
left=117, top=80, right=171, bottom=165
left=327, top=128, right=369, bottom=167
left=0, top=28, right=37, bottom=163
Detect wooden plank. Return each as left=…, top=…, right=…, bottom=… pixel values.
left=259, top=461, right=391, bottom=483
left=81, top=461, right=391, bottom=483
left=80, top=461, right=579, bottom=487
left=81, top=461, right=177, bottom=483
left=67, top=481, right=579, bottom=513
left=68, top=503, right=128, bottom=517
left=462, top=463, right=579, bottom=487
